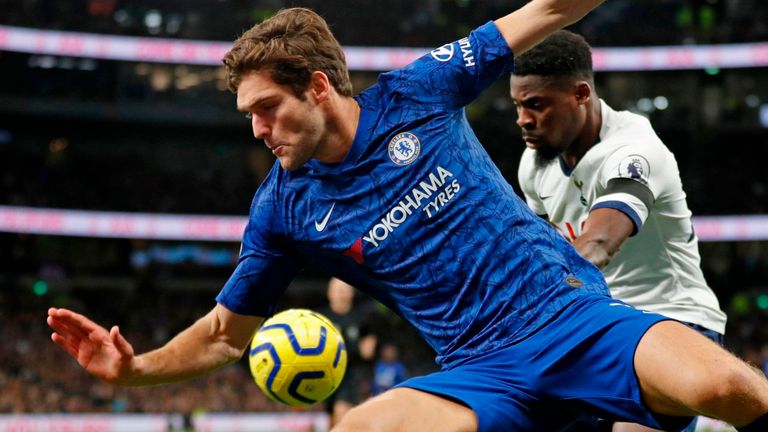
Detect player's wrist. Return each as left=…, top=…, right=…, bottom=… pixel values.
left=114, top=354, right=149, bottom=386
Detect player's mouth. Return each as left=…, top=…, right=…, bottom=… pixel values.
left=266, top=141, right=286, bottom=156
left=522, top=135, right=542, bottom=148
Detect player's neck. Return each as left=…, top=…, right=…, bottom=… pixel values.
left=561, top=100, right=602, bottom=169
left=315, top=95, right=361, bottom=164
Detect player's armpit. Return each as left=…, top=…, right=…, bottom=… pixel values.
left=573, top=207, right=633, bottom=268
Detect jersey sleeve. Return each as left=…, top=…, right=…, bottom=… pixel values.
left=382, top=21, right=515, bottom=109
left=517, top=148, right=547, bottom=216
left=592, top=143, right=666, bottom=236
left=216, top=173, right=302, bottom=317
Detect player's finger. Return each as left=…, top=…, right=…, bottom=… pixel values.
left=48, top=309, right=93, bottom=334
left=50, top=317, right=107, bottom=354
left=55, top=312, right=111, bottom=342
left=47, top=315, right=90, bottom=341
left=50, top=326, right=85, bottom=352
left=110, top=326, right=134, bottom=356
left=51, top=332, right=80, bottom=359
left=50, top=308, right=104, bottom=334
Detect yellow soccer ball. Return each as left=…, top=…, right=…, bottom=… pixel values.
left=249, top=309, right=347, bottom=407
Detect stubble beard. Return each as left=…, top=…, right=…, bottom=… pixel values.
left=534, top=145, right=560, bottom=169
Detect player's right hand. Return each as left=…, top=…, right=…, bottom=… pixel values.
left=47, top=307, right=137, bottom=385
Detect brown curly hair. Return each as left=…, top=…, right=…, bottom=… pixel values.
left=222, top=8, right=353, bottom=98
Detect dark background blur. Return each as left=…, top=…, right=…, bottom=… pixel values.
left=1, top=0, right=768, bottom=418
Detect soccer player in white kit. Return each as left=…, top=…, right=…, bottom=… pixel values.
left=512, top=31, right=727, bottom=432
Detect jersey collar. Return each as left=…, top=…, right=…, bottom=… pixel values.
left=307, top=96, right=375, bottom=175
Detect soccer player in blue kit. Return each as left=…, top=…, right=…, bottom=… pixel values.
left=47, top=2, right=768, bottom=431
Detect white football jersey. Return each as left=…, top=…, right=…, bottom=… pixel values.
left=518, top=99, right=726, bottom=334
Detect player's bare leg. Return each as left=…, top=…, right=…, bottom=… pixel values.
left=634, top=320, right=768, bottom=427
left=613, top=422, right=669, bottom=432
left=332, top=387, right=478, bottom=432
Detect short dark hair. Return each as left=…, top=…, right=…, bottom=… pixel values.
left=513, top=30, right=593, bottom=81
left=222, top=8, right=353, bottom=97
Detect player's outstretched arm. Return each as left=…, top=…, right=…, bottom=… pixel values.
left=495, top=0, right=605, bottom=55
left=572, top=207, right=633, bottom=268
left=48, top=304, right=263, bottom=386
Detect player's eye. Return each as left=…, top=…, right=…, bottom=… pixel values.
left=524, top=101, right=542, bottom=110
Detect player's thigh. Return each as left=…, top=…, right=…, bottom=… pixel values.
left=612, top=422, right=665, bottom=432
left=634, top=320, right=749, bottom=416
left=332, top=387, right=478, bottom=432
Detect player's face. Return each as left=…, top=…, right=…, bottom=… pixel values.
left=509, top=75, right=587, bottom=164
left=237, top=70, right=325, bottom=171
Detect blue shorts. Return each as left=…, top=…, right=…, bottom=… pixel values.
left=562, top=322, right=725, bottom=432
left=397, top=294, right=693, bottom=432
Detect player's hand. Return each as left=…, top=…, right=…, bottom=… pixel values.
left=47, top=307, right=137, bottom=385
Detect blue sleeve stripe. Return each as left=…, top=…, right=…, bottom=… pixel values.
left=591, top=201, right=642, bottom=236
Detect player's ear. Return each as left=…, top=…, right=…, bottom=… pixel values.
left=308, top=71, right=331, bottom=103
left=575, top=82, right=592, bottom=105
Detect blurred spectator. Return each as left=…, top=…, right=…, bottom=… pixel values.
left=371, top=342, right=408, bottom=396
left=318, top=278, right=378, bottom=426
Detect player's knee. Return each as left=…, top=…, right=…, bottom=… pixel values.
left=686, top=362, right=758, bottom=410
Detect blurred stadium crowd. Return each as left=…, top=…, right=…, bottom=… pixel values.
left=2, top=0, right=768, bottom=46
left=0, top=283, right=430, bottom=414
left=1, top=0, right=768, bottom=420
left=0, top=289, right=295, bottom=414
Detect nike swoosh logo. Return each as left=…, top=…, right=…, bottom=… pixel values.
left=314, top=203, right=336, bottom=232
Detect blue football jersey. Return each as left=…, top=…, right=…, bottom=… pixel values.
left=217, top=22, right=609, bottom=369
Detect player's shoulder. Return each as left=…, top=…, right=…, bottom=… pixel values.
left=602, top=102, right=651, bottom=136
left=355, top=76, right=392, bottom=110
left=599, top=101, right=667, bottom=153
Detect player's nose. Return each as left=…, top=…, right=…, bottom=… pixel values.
left=516, top=109, right=535, bottom=130
left=251, top=116, right=271, bottom=140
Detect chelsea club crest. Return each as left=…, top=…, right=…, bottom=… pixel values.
left=388, top=132, right=421, bottom=166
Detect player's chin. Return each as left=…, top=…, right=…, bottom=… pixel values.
left=278, top=156, right=307, bottom=171
left=533, top=145, right=560, bottom=168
